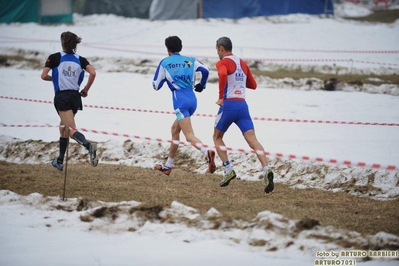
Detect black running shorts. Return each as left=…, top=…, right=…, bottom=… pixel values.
left=54, top=90, right=83, bottom=114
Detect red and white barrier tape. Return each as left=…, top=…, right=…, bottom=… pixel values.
left=87, top=45, right=399, bottom=66
left=241, top=57, right=399, bottom=67
left=0, top=123, right=397, bottom=171
left=2, top=36, right=399, bottom=54
left=2, top=96, right=398, bottom=127
left=1, top=36, right=398, bottom=66
left=197, top=55, right=399, bottom=67
left=237, top=46, right=399, bottom=54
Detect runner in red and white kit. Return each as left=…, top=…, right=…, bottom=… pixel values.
left=213, top=37, right=274, bottom=193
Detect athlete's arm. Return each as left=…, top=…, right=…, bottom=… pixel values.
left=241, top=59, right=257, bottom=90
left=152, top=60, right=166, bottom=91
left=194, top=60, right=209, bottom=88
left=41, top=53, right=60, bottom=81
left=81, top=64, right=96, bottom=97
left=78, top=56, right=96, bottom=97
left=216, top=60, right=228, bottom=99
left=41, top=67, right=52, bottom=81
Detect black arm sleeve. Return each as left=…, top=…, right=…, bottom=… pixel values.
left=44, top=52, right=61, bottom=69
left=79, top=56, right=90, bottom=70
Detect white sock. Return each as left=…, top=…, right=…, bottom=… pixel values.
left=201, top=147, right=208, bottom=156
left=262, top=166, right=269, bottom=174
left=165, top=157, right=174, bottom=168
left=224, top=164, right=232, bottom=173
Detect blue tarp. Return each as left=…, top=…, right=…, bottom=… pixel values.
left=202, top=0, right=259, bottom=19
left=259, top=0, right=333, bottom=16
left=202, top=0, right=334, bottom=19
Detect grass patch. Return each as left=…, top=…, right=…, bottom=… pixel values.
left=253, top=68, right=399, bottom=86
left=0, top=161, right=398, bottom=236
left=343, top=9, right=399, bottom=24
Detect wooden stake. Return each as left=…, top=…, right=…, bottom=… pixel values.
left=62, top=126, right=70, bottom=201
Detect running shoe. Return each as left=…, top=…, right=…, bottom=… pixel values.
left=207, top=150, right=216, bottom=173
left=51, top=160, right=63, bottom=171
left=89, top=143, right=99, bottom=167
left=220, top=169, right=236, bottom=187
left=155, top=164, right=172, bottom=176
left=263, top=169, right=274, bottom=193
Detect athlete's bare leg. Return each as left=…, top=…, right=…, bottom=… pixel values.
left=243, top=129, right=268, bottom=167
left=58, top=110, right=76, bottom=138
left=213, top=127, right=228, bottom=162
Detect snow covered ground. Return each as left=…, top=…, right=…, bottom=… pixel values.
left=0, top=5, right=399, bottom=266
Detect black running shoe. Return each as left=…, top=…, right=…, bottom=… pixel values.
left=89, top=143, right=99, bottom=167
left=264, top=169, right=274, bottom=193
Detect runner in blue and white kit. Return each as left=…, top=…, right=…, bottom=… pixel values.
left=152, top=36, right=216, bottom=176
left=41, top=31, right=98, bottom=171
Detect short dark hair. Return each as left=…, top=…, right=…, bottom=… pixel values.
left=165, top=36, right=182, bottom=53
left=216, top=37, right=232, bottom=51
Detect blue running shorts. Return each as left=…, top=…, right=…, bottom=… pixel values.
left=172, top=90, right=197, bottom=121
left=214, top=100, right=254, bottom=133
